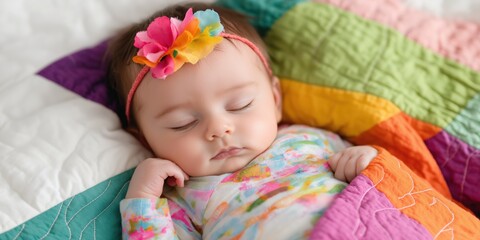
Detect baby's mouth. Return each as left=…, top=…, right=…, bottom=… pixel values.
left=211, top=147, right=244, bottom=160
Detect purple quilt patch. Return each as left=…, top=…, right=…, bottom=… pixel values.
left=37, top=41, right=119, bottom=114
left=309, top=175, right=431, bottom=240
left=426, top=131, right=480, bottom=216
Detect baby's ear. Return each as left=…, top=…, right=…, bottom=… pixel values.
left=271, top=76, right=283, bottom=123
left=126, top=127, right=151, bottom=150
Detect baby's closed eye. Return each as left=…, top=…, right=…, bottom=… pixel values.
left=227, top=99, right=254, bottom=112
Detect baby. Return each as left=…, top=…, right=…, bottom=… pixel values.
left=106, top=3, right=378, bottom=239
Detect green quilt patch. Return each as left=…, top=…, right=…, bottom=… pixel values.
left=1, top=169, right=134, bottom=240
left=264, top=2, right=480, bottom=141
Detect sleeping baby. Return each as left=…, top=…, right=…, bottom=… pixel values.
left=105, top=2, right=378, bottom=239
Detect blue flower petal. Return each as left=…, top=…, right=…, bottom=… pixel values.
left=194, top=9, right=224, bottom=36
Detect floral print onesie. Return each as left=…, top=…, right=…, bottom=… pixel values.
left=120, top=125, right=348, bottom=239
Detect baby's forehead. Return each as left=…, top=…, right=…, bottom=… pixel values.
left=140, top=42, right=261, bottom=86
left=133, top=38, right=270, bottom=107
left=210, top=39, right=267, bottom=74
left=213, top=39, right=247, bottom=56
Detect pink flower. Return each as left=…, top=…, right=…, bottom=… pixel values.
left=132, top=9, right=195, bottom=79
left=132, top=8, right=223, bottom=79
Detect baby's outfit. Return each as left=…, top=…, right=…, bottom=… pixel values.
left=120, top=125, right=348, bottom=239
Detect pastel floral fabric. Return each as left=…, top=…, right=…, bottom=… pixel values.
left=120, top=125, right=348, bottom=239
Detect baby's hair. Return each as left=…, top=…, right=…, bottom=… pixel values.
left=105, top=3, right=268, bottom=127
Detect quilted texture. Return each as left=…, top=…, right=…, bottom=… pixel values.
left=1, top=170, right=133, bottom=239
left=312, top=147, right=479, bottom=239
left=37, top=41, right=118, bottom=112
left=264, top=1, right=480, bottom=216
left=216, top=0, right=306, bottom=36
left=318, top=0, right=480, bottom=72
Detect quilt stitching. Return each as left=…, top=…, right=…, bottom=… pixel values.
left=372, top=153, right=457, bottom=239
left=39, top=202, right=64, bottom=240
left=11, top=224, right=24, bottom=240
left=78, top=181, right=129, bottom=240
left=354, top=164, right=384, bottom=238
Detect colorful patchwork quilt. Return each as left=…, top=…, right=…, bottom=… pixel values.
left=1, top=0, right=479, bottom=239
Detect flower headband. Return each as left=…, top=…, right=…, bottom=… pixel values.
left=125, top=8, right=272, bottom=122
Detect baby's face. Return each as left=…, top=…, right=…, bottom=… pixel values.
left=133, top=40, right=282, bottom=177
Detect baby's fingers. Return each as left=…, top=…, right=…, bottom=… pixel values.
left=174, top=173, right=186, bottom=187
left=344, top=156, right=358, bottom=182
left=355, top=156, right=372, bottom=176
left=166, top=166, right=189, bottom=187
left=328, top=152, right=342, bottom=171
left=333, top=154, right=350, bottom=182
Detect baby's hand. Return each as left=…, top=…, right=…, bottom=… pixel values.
left=125, top=158, right=189, bottom=199
left=328, top=146, right=377, bottom=182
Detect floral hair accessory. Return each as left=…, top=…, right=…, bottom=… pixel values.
left=132, top=8, right=224, bottom=79
left=125, top=8, right=272, bottom=123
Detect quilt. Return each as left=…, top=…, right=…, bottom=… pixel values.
left=1, top=0, right=479, bottom=239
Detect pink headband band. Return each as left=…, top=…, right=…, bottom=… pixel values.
left=125, top=33, right=272, bottom=123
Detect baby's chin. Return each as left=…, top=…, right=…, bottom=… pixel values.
left=187, top=155, right=257, bottom=177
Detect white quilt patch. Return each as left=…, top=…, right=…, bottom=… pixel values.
left=0, top=75, right=150, bottom=232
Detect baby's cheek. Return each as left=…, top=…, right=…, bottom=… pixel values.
left=151, top=137, right=192, bottom=160
left=247, top=119, right=278, bottom=147
left=172, top=141, right=210, bottom=175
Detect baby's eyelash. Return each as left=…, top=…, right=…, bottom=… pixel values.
left=169, top=100, right=253, bottom=131
left=229, top=100, right=253, bottom=112
left=170, top=120, right=198, bottom=131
